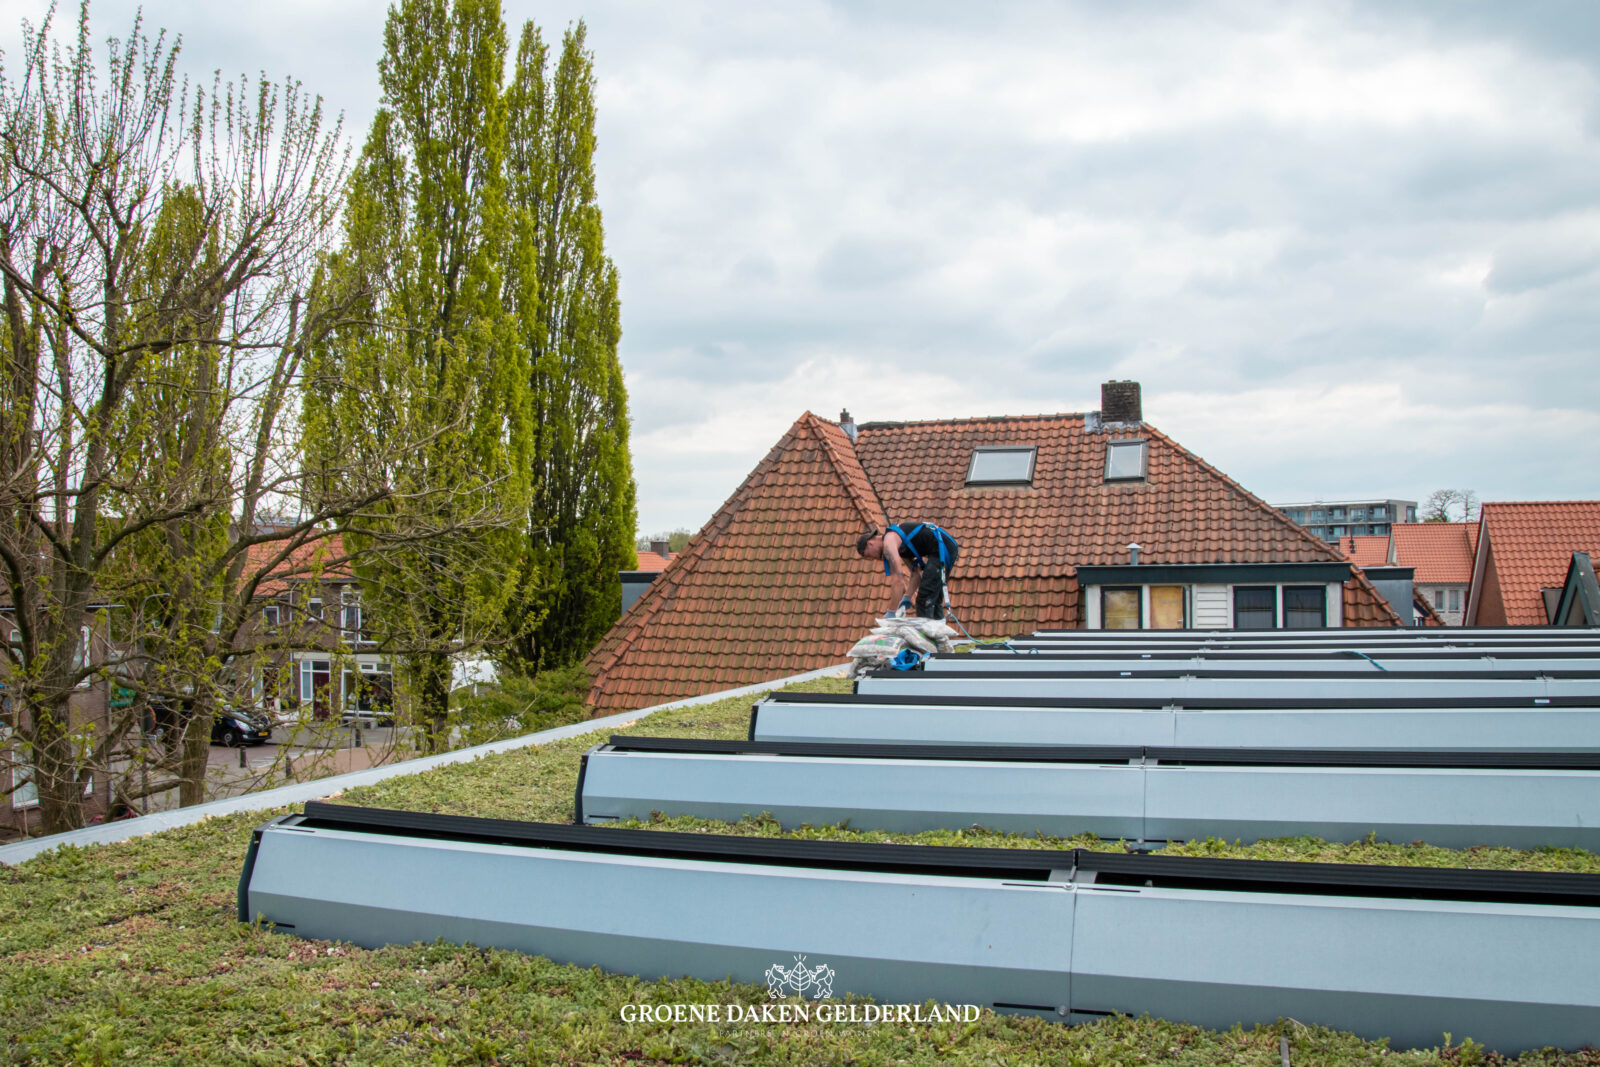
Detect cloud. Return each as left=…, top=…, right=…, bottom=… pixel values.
left=7, top=0, right=1597, bottom=535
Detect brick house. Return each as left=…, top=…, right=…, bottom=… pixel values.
left=584, top=381, right=1403, bottom=716
left=1467, top=501, right=1600, bottom=626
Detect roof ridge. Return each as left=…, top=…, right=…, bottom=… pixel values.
left=585, top=417, right=808, bottom=700
left=1140, top=422, right=1347, bottom=564
left=856, top=411, right=1087, bottom=431
left=806, top=412, right=887, bottom=530
left=1482, top=499, right=1600, bottom=508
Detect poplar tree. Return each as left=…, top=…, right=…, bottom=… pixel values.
left=304, top=0, right=527, bottom=748
left=501, top=22, right=636, bottom=673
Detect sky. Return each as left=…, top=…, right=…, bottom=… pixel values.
left=5, top=0, right=1598, bottom=536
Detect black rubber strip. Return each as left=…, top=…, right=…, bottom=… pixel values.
left=759, top=691, right=1599, bottom=711
left=285, top=802, right=1600, bottom=906
left=598, top=735, right=1600, bottom=769
left=292, top=802, right=1066, bottom=881
left=237, top=827, right=265, bottom=923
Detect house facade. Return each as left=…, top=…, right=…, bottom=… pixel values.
left=1392, top=522, right=1477, bottom=625
left=1467, top=501, right=1600, bottom=626
left=245, top=537, right=396, bottom=724
left=585, top=381, right=1402, bottom=716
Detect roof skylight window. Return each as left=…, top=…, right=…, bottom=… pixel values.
left=966, top=447, right=1035, bottom=486
left=1105, top=439, right=1147, bottom=482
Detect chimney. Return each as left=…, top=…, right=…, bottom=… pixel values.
left=839, top=409, right=858, bottom=444
left=1128, top=542, right=1141, bottom=565
left=1101, top=380, right=1142, bottom=426
left=650, top=539, right=670, bottom=559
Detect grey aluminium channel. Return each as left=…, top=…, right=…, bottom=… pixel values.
left=854, top=670, right=1600, bottom=701
left=749, top=693, right=1600, bottom=751
left=928, top=654, right=1600, bottom=673
left=576, top=737, right=1600, bottom=849
left=239, top=802, right=1600, bottom=1053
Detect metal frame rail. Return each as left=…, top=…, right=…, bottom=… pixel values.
left=239, top=802, right=1600, bottom=1052
left=854, top=668, right=1600, bottom=700
left=576, top=736, right=1600, bottom=848
left=748, top=692, right=1600, bottom=750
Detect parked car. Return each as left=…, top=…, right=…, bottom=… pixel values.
left=212, top=709, right=273, bottom=747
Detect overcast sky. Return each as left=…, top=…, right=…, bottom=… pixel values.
left=6, top=1, right=1598, bottom=535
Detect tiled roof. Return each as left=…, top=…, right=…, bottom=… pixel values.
left=854, top=415, right=1340, bottom=576
left=1477, top=502, right=1600, bottom=625
left=632, top=550, right=671, bottom=572
left=584, top=411, right=1401, bottom=713
left=1391, top=522, right=1476, bottom=584
left=584, top=413, right=887, bottom=715
left=1337, top=535, right=1391, bottom=568
left=246, top=534, right=350, bottom=597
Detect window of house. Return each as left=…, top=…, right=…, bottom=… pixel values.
left=1102, top=587, right=1142, bottom=629
left=1150, top=585, right=1185, bottom=629
left=5, top=729, right=36, bottom=810
left=1350, top=508, right=1366, bottom=520
left=263, top=604, right=280, bottom=629
left=1406, top=506, right=1417, bottom=522
left=1330, top=507, right=1345, bottom=519
left=307, top=597, right=324, bottom=621
left=1308, top=510, right=1325, bottom=523
left=1330, top=525, right=1346, bottom=537
left=1284, top=585, right=1327, bottom=628
left=1450, top=588, right=1462, bottom=612
left=1372, top=506, right=1387, bottom=518
left=1433, top=588, right=1446, bottom=610
left=341, top=590, right=365, bottom=643
left=966, top=447, right=1035, bottom=486
left=1234, top=586, right=1277, bottom=629
left=1287, top=509, right=1304, bottom=523
left=1104, top=440, right=1147, bottom=482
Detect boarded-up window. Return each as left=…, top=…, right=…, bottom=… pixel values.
left=1102, top=587, right=1141, bottom=629
left=1151, top=586, right=1185, bottom=629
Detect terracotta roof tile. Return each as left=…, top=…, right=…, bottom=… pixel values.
left=584, top=410, right=1395, bottom=714
left=632, top=550, right=671, bottom=571
left=1337, top=535, right=1391, bottom=568
left=1391, top=522, right=1475, bottom=584
left=1477, top=501, right=1600, bottom=625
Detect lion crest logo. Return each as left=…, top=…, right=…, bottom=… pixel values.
left=764, top=954, right=835, bottom=1000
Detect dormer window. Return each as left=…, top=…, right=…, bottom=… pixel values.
left=1105, top=439, right=1147, bottom=482
left=966, top=447, right=1035, bottom=486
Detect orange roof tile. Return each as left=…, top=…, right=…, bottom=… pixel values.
left=1391, top=522, right=1476, bottom=584
left=1337, top=535, right=1391, bottom=568
left=584, top=410, right=1399, bottom=714
left=245, top=533, right=351, bottom=597
left=632, top=550, right=671, bottom=572
left=854, top=414, right=1340, bottom=576
left=1477, top=502, right=1600, bottom=625
left=584, top=413, right=887, bottom=715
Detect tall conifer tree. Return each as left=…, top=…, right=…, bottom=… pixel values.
left=502, top=23, right=636, bottom=673
left=305, top=0, right=527, bottom=746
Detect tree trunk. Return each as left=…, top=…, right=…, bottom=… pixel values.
left=30, top=702, right=85, bottom=835
left=419, top=651, right=452, bottom=754
left=177, top=697, right=213, bottom=807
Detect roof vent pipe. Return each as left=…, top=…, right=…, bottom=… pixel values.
left=839, top=409, right=858, bottom=444
left=1128, top=542, right=1141, bottom=565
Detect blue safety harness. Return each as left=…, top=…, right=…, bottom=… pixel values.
left=882, top=523, right=957, bottom=575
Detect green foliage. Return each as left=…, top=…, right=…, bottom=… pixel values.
left=305, top=0, right=531, bottom=747
left=2, top=674, right=1598, bottom=1061
left=638, top=529, right=694, bottom=553
left=501, top=21, right=638, bottom=674
left=452, top=664, right=590, bottom=746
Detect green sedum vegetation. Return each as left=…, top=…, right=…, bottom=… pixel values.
left=3, top=674, right=1597, bottom=1063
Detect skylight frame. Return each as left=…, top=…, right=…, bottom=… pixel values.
left=965, top=446, right=1037, bottom=487
left=1104, top=439, right=1148, bottom=482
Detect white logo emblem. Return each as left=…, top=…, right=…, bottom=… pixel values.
left=764, top=954, right=835, bottom=1000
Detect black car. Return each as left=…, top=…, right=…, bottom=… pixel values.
left=212, top=709, right=273, bottom=747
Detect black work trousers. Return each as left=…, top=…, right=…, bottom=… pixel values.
left=914, top=561, right=949, bottom=619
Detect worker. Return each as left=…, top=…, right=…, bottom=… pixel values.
left=855, top=523, right=960, bottom=619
